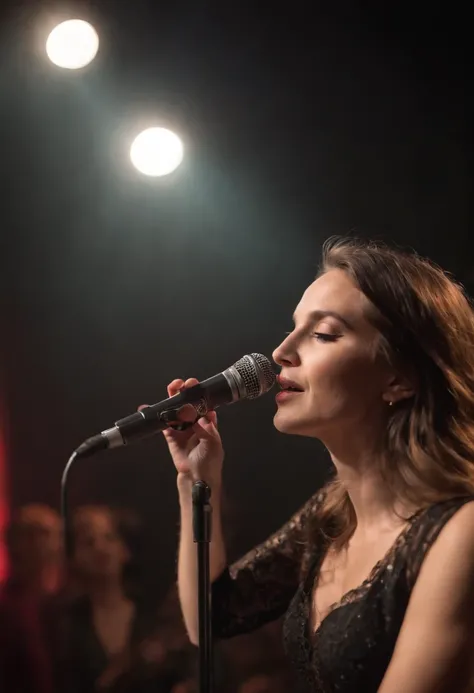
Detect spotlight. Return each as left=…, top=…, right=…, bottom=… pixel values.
left=130, top=128, right=184, bottom=177
left=46, top=19, right=99, bottom=69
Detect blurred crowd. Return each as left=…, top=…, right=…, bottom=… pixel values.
left=0, top=503, right=292, bottom=693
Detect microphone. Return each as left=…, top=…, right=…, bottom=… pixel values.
left=74, top=353, right=276, bottom=459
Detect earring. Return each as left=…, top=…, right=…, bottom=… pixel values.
left=388, top=401, right=394, bottom=407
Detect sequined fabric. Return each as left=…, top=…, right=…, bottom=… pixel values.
left=211, top=495, right=473, bottom=692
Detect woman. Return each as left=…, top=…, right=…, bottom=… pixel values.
left=59, top=505, right=192, bottom=692
left=164, top=237, right=474, bottom=692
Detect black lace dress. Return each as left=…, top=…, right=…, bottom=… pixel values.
left=212, top=494, right=473, bottom=692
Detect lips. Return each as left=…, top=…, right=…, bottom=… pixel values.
left=277, top=375, right=304, bottom=392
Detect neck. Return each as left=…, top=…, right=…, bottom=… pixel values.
left=332, top=458, right=399, bottom=533
left=86, top=578, right=127, bottom=607
left=324, top=424, right=411, bottom=535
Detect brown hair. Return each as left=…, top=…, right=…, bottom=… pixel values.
left=313, top=237, right=474, bottom=550
left=71, top=505, right=144, bottom=595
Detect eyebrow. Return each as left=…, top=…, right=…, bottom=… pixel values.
left=292, top=310, right=354, bottom=330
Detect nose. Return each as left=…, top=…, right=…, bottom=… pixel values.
left=272, top=333, right=301, bottom=368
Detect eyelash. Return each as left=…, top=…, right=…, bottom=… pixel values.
left=312, top=332, right=339, bottom=342
left=284, top=331, right=340, bottom=343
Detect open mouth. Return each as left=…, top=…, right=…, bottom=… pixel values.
left=277, top=376, right=305, bottom=393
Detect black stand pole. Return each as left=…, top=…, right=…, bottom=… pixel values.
left=192, top=480, right=213, bottom=693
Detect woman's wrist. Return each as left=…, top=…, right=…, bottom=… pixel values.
left=177, top=472, right=222, bottom=501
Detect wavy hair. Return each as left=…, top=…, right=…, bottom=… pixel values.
left=312, top=237, right=474, bottom=550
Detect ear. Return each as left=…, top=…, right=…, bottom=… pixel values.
left=382, top=370, right=416, bottom=405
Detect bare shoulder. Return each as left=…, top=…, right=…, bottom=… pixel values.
left=427, top=499, right=474, bottom=558
left=413, top=499, right=474, bottom=615
left=378, top=500, right=474, bottom=692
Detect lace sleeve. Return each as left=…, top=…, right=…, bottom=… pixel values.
left=212, top=491, right=323, bottom=638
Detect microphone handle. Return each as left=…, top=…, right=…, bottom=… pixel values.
left=75, top=371, right=242, bottom=459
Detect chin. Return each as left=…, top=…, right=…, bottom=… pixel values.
left=273, top=410, right=315, bottom=437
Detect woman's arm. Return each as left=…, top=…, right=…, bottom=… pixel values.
left=210, top=492, right=323, bottom=639
left=378, top=501, right=474, bottom=693
left=177, top=473, right=227, bottom=645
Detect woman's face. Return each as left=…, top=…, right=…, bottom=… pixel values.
left=273, top=269, right=396, bottom=442
left=73, top=509, right=129, bottom=581
left=12, top=506, right=63, bottom=570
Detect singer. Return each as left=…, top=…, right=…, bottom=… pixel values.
left=164, top=237, right=474, bottom=693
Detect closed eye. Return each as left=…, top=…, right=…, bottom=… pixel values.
left=284, top=331, right=340, bottom=343
left=313, top=332, right=340, bottom=342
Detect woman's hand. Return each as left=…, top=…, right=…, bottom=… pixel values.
left=161, top=378, right=224, bottom=488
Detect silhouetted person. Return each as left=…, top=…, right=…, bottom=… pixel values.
left=0, top=503, right=63, bottom=693
left=60, top=505, right=191, bottom=692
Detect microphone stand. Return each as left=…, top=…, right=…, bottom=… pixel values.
left=192, top=480, right=213, bottom=693
left=159, top=408, right=215, bottom=692
left=160, top=409, right=215, bottom=692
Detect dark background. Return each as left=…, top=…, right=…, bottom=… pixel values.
left=0, top=0, right=471, bottom=599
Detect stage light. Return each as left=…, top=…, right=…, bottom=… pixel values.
left=46, top=19, right=99, bottom=69
left=130, top=128, right=184, bottom=177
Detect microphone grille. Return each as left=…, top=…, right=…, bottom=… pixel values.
left=232, top=353, right=276, bottom=400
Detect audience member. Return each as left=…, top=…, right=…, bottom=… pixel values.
left=59, top=504, right=192, bottom=692
left=0, top=504, right=63, bottom=693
